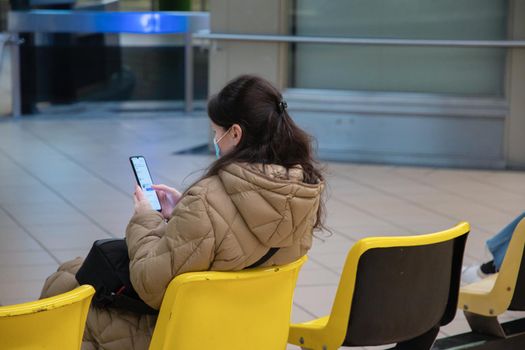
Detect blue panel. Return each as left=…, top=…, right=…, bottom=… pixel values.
left=8, top=11, right=209, bottom=34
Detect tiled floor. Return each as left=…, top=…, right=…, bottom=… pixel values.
left=0, top=111, right=524, bottom=349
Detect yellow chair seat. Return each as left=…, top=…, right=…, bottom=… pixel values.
left=0, top=285, right=94, bottom=349
left=294, top=315, right=329, bottom=329
left=461, top=274, right=498, bottom=295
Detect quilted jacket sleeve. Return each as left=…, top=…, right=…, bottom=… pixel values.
left=126, top=193, right=215, bottom=309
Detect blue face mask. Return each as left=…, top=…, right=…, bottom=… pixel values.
left=214, top=142, right=221, bottom=159
left=213, top=127, right=231, bottom=159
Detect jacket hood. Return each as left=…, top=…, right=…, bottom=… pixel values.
left=218, top=162, right=323, bottom=248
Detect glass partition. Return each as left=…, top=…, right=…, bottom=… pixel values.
left=290, top=0, right=508, bottom=96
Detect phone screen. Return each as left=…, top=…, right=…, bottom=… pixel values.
left=130, top=156, right=162, bottom=212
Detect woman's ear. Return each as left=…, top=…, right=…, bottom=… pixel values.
left=231, top=124, right=243, bottom=146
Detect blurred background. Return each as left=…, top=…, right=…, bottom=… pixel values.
left=1, top=0, right=524, bottom=169
left=1, top=3, right=525, bottom=345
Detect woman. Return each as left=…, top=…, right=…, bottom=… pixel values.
left=40, top=75, right=325, bottom=349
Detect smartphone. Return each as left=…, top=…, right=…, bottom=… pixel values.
left=129, top=156, right=162, bottom=212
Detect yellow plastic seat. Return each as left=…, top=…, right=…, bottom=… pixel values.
left=149, top=255, right=307, bottom=350
left=289, top=222, right=470, bottom=350
left=0, top=285, right=95, bottom=349
left=458, top=217, right=525, bottom=337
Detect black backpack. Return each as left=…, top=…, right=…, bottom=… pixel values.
left=75, top=239, right=158, bottom=315
left=76, top=238, right=279, bottom=315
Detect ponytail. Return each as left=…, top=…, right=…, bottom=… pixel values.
left=201, top=75, right=325, bottom=228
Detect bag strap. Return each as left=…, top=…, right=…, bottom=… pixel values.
left=245, top=247, right=280, bottom=269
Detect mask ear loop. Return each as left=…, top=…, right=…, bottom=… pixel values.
left=213, top=126, right=232, bottom=145
left=213, top=126, right=232, bottom=159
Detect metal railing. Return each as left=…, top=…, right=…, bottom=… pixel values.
left=0, top=33, right=11, bottom=79
left=7, top=10, right=210, bottom=117
left=194, top=31, right=525, bottom=48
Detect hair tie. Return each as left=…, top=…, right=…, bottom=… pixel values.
left=278, top=100, right=288, bottom=114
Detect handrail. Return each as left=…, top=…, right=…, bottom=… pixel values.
left=194, top=31, right=525, bottom=48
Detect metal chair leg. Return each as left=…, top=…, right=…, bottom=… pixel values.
left=464, top=311, right=506, bottom=338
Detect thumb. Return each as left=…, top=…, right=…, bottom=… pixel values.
left=135, top=185, right=146, bottom=201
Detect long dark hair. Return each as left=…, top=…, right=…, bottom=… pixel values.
left=203, top=75, right=325, bottom=229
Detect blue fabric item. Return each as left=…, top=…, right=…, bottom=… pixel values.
left=214, top=142, right=220, bottom=159
left=486, top=211, right=525, bottom=271
left=212, top=126, right=231, bottom=159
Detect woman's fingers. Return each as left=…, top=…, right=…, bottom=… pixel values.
left=157, top=191, right=168, bottom=205
left=152, top=184, right=178, bottom=195
left=135, top=185, right=147, bottom=201
left=133, top=185, right=153, bottom=214
left=151, top=184, right=181, bottom=213
left=151, top=184, right=170, bottom=191
left=133, top=192, right=140, bottom=210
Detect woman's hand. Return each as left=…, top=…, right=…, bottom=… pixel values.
left=151, top=184, right=182, bottom=220
left=133, top=185, right=153, bottom=215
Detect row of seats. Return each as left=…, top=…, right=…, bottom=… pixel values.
left=1, top=219, right=524, bottom=349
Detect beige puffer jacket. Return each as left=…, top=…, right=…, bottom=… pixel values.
left=40, top=162, right=323, bottom=350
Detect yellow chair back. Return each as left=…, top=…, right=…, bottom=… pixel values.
left=289, top=222, right=470, bottom=350
left=149, top=256, right=307, bottom=350
left=0, top=285, right=94, bottom=349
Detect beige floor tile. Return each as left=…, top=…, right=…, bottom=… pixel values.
left=0, top=214, right=19, bottom=229
left=0, top=264, right=58, bottom=282
left=59, top=186, right=130, bottom=203
left=332, top=223, right=407, bottom=239
left=297, top=257, right=326, bottom=271
left=290, top=303, right=317, bottom=324
left=51, top=248, right=91, bottom=263
left=25, top=223, right=111, bottom=250
left=461, top=253, right=482, bottom=266
left=309, top=252, right=347, bottom=273
left=1, top=113, right=525, bottom=345
left=439, top=310, right=471, bottom=336
left=0, top=280, right=45, bottom=304
left=309, top=233, right=355, bottom=255
left=25, top=222, right=109, bottom=237
left=0, top=185, right=62, bottom=205
left=98, top=221, right=128, bottom=238
left=75, top=200, right=133, bottom=213
left=325, top=176, right=376, bottom=197
left=325, top=201, right=387, bottom=229
left=402, top=219, right=467, bottom=236
left=88, top=212, right=132, bottom=228
left=0, top=231, right=42, bottom=252
left=499, top=310, right=525, bottom=322
left=0, top=251, right=56, bottom=266
left=381, top=210, right=454, bottom=228
left=31, top=231, right=108, bottom=251
left=464, top=230, right=493, bottom=261
left=8, top=211, right=93, bottom=227
left=293, top=285, right=338, bottom=318
left=296, top=267, right=340, bottom=287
